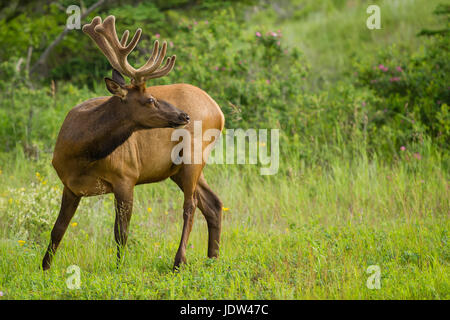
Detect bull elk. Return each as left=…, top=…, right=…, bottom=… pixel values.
left=42, top=15, right=224, bottom=271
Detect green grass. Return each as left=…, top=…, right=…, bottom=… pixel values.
left=252, top=0, right=443, bottom=86
left=0, top=152, right=448, bottom=299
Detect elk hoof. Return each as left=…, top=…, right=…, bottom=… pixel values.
left=42, top=259, right=51, bottom=271
left=173, top=255, right=187, bottom=271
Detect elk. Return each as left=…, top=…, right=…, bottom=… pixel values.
left=42, top=15, right=224, bottom=271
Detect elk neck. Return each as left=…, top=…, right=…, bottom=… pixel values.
left=80, top=96, right=136, bottom=161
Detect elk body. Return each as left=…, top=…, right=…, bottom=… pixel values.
left=42, top=16, right=224, bottom=271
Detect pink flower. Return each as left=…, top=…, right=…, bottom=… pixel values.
left=400, top=146, right=406, bottom=151
left=370, top=79, right=378, bottom=84
left=169, top=41, right=174, bottom=48
left=204, top=20, right=209, bottom=24
left=266, top=79, right=270, bottom=84
left=414, top=153, right=421, bottom=160
left=396, top=66, right=403, bottom=72
left=255, top=31, right=262, bottom=37
left=378, top=64, right=388, bottom=72
left=277, top=41, right=281, bottom=46
left=390, top=77, right=400, bottom=82
left=362, top=101, right=366, bottom=107
left=193, top=20, right=198, bottom=25
left=271, top=31, right=277, bottom=37
left=155, top=33, right=160, bottom=38
left=214, top=66, right=219, bottom=71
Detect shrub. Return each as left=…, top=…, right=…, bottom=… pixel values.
left=354, top=35, right=450, bottom=149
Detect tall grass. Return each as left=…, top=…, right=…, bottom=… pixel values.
left=0, top=147, right=448, bottom=299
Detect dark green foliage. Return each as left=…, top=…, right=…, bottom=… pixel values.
left=0, top=1, right=448, bottom=165
left=354, top=35, right=450, bottom=148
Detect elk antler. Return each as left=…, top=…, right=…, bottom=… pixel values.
left=82, top=15, right=176, bottom=84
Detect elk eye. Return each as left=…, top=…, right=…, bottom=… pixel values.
left=146, top=98, right=155, bottom=105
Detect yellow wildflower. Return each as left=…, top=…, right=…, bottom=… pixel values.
left=223, top=207, right=230, bottom=211
left=154, top=242, right=160, bottom=247
left=18, top=240, right=26, bottom=246
left=147, top=207, right=152, bottom=213
left=164, top=211, right=168, bottom=215
left=8, top=198, right=13, bottom=204
left=71, top=222, right=78, bottom=227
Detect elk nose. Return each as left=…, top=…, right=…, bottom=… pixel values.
left=179, top=113, right=190, bottom=123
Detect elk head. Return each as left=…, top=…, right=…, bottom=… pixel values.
left=83, top=15, right=190, bottom=129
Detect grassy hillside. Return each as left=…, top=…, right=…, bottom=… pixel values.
left=252, top=0, right=444, bottom=85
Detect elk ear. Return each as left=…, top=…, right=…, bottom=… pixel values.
left=104, top=77, right=128, bottom=99
left=112, top=69, right=125, bottom=86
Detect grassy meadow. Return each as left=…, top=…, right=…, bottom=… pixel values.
left=0, top=0, right=449, bottom=299
left=0, top=151, right=448, bottom=299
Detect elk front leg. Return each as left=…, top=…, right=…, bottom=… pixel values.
left=173, top=195, right=197, bottom=270
left=42, top=186, right=81, bottom=271
left=113, top=183, right=134, bottom=266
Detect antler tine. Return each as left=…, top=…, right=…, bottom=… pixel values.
left=135, top=41, right=169, bottom=79
left=83, top=15, right=176, bottom=84
left=120, top=30, right=129, bottom=46
left=122, top=28, right=142, bottom=55
left=136, top=41, right=160, bottom=72
left=93, top=16, right=142, bottom=79
left=82, top=17, right=121, bottom=71
left=144, top=55, right=177, bottom=80
left=97, top=16, right=142, bottom=56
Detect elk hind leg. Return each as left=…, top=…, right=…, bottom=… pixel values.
left=196, top=174, right=222, bottom=259
left=170, top=166, right=202, bottom=270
